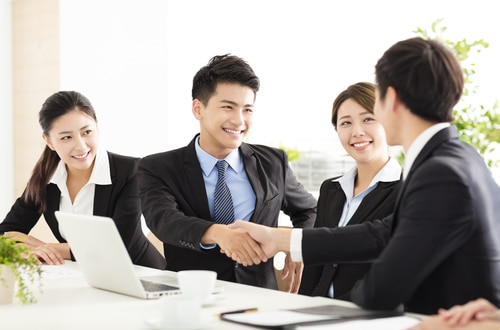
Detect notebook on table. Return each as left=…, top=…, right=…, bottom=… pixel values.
left=55, top=211, right=181, bottom=299
left=221, top=304, right=405, bottom=329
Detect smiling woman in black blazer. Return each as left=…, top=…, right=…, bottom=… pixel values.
left=0, top=91, right=165, bottom=269
left=299, top=82, right=401, bottom=301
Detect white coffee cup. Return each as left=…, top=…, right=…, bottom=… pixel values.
left=177, top=270, right=217, bottom=304
left=159, top=294, right=201, bottom=328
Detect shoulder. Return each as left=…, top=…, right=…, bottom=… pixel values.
left=318, top=176, right=342, bottom=192
left=139, top=146, right=192, bottom=176
left=417, top=140, right=484, bottom=182
left=103, top=151, right=140, bottom=176
left=140, top=146, right=187, bottom=164
left=107, top=151, right=140, bottom=163
left=241, top=143, right=287, bottom=161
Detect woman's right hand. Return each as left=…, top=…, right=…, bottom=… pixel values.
left=439, top=298, right=500, bottom=326
left=31, top=243, right=67, bottom=265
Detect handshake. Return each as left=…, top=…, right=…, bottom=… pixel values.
left=217, top=220, right=293, bottom=266
left=208, top=220, right=299, bottom=293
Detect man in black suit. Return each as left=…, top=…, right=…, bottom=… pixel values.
left=230, top=37, right=500, bottom=314
left=138, top=54, right=316, bottom=291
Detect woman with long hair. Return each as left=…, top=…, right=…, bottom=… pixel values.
left=0, top=91, right=165, bottom=269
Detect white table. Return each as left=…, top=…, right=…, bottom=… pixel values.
left=1, top=262, right=418, bottom=329
left=0, top=262, right=422, bottom=330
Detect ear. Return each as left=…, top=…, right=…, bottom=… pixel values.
left=192, top=99, right=203, bottom=120
left=42, top=134, right=55, bottom=151
left=385, top=86, right=399, bottom=113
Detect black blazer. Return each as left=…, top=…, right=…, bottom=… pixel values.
left=299, top=176, right=401, bottom=301
left=301, top=127, right=500, bottom=314
left=139, top=135, right=317, bottom=289
left=0, top=151, right=166, bottom=270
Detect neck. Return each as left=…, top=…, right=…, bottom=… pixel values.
left=399, top=112, right=437, bottom=153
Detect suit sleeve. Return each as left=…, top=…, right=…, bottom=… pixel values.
left=106, top=157, right=145, bottom=253
left=302, top=215, right=392, bottom=265
left=0, top=190, right=42, bottom=234
left=138, top=155, right=212, bottom=252
left=350, top=160, right=475, bottom=311
left=282, top=157, right=317, bottom=229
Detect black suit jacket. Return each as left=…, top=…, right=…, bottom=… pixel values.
left=139, top=135, right=317, bottom=289
left=0, top=151, right=166, bottom=270
left=302, top=126, right=500, bottom=314
left=299, top=176, right=401, bottom=301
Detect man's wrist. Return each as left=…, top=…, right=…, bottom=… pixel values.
left=285, top=228, right=301, bottom=261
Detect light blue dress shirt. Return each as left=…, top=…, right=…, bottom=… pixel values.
left=335, top=157, right=401, bottom=228
left=195, top=137, right=256, bottom=248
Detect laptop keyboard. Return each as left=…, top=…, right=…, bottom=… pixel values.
left=140, top=280, right=178, bottom=292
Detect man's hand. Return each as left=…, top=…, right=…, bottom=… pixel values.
left=281, top=252, right=303, bottom=293
left=203, top=224, right=268, bottom=266
left=228, top=220, right=280, bottom=258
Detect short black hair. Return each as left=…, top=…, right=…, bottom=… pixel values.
left=375, top=37, right=464, bottom=122
left=192, top=54, right=260, bottom=105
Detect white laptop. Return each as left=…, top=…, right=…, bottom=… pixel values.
left=55, top=211, right=181, bottom=299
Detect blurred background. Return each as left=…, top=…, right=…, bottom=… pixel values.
left=1, top=0, right=499, bottom=224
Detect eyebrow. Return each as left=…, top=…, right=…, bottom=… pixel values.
left=56, top=125, right=92, bottom=135
left=220, top=99, right=254, bottom=108
left=338, top=111, right=372, bottom=121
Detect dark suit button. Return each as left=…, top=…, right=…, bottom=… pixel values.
left=332, top=264, right=338, bottom=268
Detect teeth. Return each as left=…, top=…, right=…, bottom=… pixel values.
left=353, top=142, right=370, bottom=147
left=73, top=151, right=89, bottom=158
left=224, top=129, right=241, bottom=134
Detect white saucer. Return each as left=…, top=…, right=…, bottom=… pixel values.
left=203, top=293, right=226, bottom=306
left=144, top=316, right=216, bottom=330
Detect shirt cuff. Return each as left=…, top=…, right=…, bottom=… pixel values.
left=200, top=243, right=217, bottom=250
left=290, top=228, right=303, bottom=262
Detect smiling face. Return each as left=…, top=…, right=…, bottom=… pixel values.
left=43, top=108, right=99, bottom=177
left=336, top=98, right=389, bottom=165
left=193, top=82, right=255, bottom=159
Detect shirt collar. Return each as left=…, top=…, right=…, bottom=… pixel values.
left=403, top=122, right=450, bottom=180
left=195, top=136, right=242, bottom=176
left=335, top=156, right=401, bottom=186
left=49, top=147, right=112, bottom=186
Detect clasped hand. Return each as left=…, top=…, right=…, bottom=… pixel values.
left=219, top=221, right=303, bottom=293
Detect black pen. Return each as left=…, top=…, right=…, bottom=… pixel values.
left=217, top=308, right=259, bottom=317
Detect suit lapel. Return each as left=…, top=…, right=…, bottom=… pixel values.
left=391, top=126, right=458, bottom=231
left=94, top=185, right=111, bottom=216
left=348, top=181, right=397, bottom=225
left=319, top=181, right=345, bottom=227
left=239, top=143, right=263, bottom=221
left=93, top=151, right=113, bottom=216
left=184, top=136, right=212, bottom=220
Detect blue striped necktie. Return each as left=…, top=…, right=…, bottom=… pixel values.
left=213, top=160, right=234, bottom=224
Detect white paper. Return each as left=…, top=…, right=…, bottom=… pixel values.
left=295, top=316, right=421, bottom=330
left=222, top=310, right=338, bottom=327
left=41, top=264, right=83, bottom=279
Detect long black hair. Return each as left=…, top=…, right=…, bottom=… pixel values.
left=23, top=91, right=97, bottom=213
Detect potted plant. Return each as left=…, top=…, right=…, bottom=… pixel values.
left=0, top=236, right=42, bottom=304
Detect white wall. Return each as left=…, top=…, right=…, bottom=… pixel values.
left=1, top=0, right=13, bottom=216
left=2, top=0, right=498, bottom=216
left=57, top=0, right=499, bottom=185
